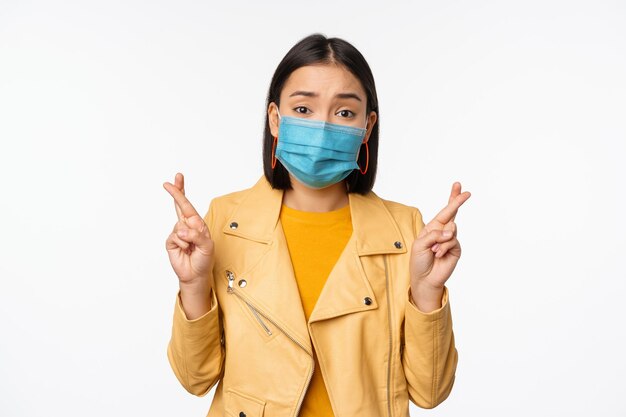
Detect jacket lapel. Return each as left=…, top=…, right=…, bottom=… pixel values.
left=220, top=175, right=408, bottom=350
left=308, top=191, right=407, bottom=323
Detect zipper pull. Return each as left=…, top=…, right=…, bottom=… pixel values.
left=226, top=270, right=235, bottom=293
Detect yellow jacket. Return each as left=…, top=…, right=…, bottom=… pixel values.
left=167, top=175, right=458, bottom=417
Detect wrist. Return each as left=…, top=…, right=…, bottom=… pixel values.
left=179, top=273, right=213, bottom=295
left=410, top=281, right=444, bottom=313
left=178, top=279, right=213, bottom=321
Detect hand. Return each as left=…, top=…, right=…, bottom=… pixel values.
left=409, top=182, right=471, bottom=292
left=163, top=173, right=215, bottom=288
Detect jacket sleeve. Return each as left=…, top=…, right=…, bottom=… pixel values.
left=166, top=199, right=225, bottom=396
left=401, top=208, right=458, bottom=408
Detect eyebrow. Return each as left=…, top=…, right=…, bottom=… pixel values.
left=288, top=90, right=362, bottom=102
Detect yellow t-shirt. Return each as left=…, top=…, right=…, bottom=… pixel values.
left=279, top=202, right=353, bottom=417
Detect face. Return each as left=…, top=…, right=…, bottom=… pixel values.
left=268, top=63, right=377, bottom=143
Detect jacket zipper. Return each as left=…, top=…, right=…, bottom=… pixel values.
left=247, top=300, right=273, bottom=335
left=225, top=270, right=315, bottom=416
left=383, top=256, right=393, bottom=417
left=226, top=271, right=271, bottom=333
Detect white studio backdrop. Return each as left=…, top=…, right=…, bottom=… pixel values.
left=1, top=0, right=625, bottom=416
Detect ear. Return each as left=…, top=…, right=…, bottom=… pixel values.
left=363, top=111, right=377, bottom=144
left=268, top=102, right=280, bottom=137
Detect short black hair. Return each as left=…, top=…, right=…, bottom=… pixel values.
left=262, top=33, right=380, bottom=195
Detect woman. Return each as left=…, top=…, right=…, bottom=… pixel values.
left=163, top=33, right=470, bottom=417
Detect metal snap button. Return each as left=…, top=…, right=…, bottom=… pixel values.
left=229, top=221, right=239, bottom=229
left=238, top=279, right=247, bottom=288
left=394, top=241, right=402, bottom=249
left=364, top=297, right=372, bottom=305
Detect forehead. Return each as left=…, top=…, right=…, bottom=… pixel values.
left=282, top=64, right=365, bottom=96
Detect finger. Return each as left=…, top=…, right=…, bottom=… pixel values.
left=444, top=221, right=457, bottom=237
left=175, top=227, right=213, bottom=255
left=173, top=218, right=191, bottom=234
left=173, top=235, right=191, bottom=253
left=175, top=172, right=185, bottom=194
left=173, top=173, right=185, bottom=219
left=166, top=231, right=190, bottom=252
left=435, top=238, right=461, bottom=258
left=448, top=182, right=461, bottom=222
left=164, top=180, right=185, bottom=222
left=448, top=183, right=471, bottom=222
left=431, top=222, right=457, bottom=252
left=163, top=180, right=201, bottom=221
left=413, top=228, right=456, bottom=252
left=173, top=210, right=207, bottom=236
left=427, top=182, right=471, bottom=227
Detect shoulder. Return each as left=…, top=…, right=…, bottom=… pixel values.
left=209, top=186, right=253, bottom=212
left=374, top=192, right=426, bottom=238
left=201, top=183, right=256, bottom=228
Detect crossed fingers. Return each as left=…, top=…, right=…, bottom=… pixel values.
left=426, top=182, right=471, bottom=231
left=163, top=173, right=205, bottom=233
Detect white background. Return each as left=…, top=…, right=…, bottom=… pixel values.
left=1, top=1, right=625, bottom=416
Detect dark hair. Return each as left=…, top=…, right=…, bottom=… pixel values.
left=262, top=33, right=380, bottom=195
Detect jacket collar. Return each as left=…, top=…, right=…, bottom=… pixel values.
left=222, top=175, right=407, bottom=256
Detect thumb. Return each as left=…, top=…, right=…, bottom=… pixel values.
left=176, top=224, right=213, bottom=255
left=412, top=228, right=454, bottom=252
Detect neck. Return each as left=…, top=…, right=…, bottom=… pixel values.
left=282, top=175, right=349, bottom=212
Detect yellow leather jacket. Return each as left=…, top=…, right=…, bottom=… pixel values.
left=167, top=175, right=458, bottom=417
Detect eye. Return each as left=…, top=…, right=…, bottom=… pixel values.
left=294, top=106, right=311, bottom=114
left=337, top=109, right=355, bottom=118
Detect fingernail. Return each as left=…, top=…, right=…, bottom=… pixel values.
left=177, top=229, right=187, bottom=237
left=443, top=230, right=452, bottom=237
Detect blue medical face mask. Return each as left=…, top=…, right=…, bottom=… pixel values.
left=275, top=109, right=368, bottom=189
